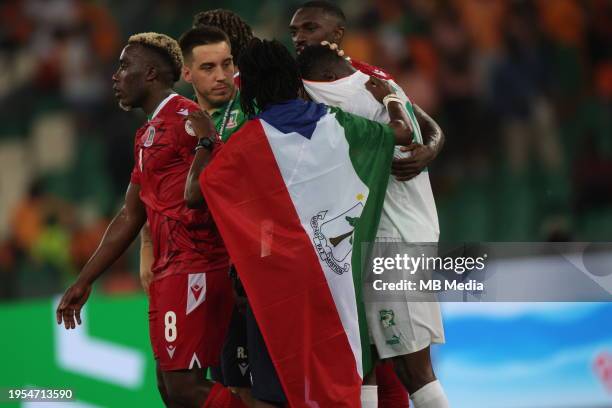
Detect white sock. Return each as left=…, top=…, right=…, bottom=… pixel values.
left=360, top=385, right=378, bottom=408
left=409, top=380, right=449, bottom=408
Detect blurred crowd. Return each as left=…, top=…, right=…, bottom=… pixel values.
left=0, top=0, right=610, bottom=300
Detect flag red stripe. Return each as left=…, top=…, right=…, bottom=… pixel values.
left=200, top=120, right=361, bottom=407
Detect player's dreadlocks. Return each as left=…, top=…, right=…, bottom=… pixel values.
left=238, top=39, right=304, bottom=117
left=192, top=9, right=254, bottom=61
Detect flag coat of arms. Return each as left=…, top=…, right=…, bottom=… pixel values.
left=200, top=99, right=395, bottom=407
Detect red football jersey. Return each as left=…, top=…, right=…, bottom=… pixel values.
left=349, top=58, right=394, bottom=81
left=130, top=94, right=229, bottom=280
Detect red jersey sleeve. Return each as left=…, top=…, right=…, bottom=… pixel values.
left=130, top=136, right=142, bottom=184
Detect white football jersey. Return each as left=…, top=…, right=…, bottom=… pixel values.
left=303, top=70, right=440, bottom=242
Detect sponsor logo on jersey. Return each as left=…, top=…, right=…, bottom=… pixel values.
left=177, top=108, right=189, bottom=116
left=380, top=309, right=396, bottom=328
left=143, top=126, right=156, bottom=147
left=166, top=345, right=176, bottom=359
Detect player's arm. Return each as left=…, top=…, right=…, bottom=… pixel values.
left=415, top=104, right=444, bottom=156
left=391, top=104, right=444, bottom=181
left=56, top=183, right=147, bottom=329
left=365, top=75, right=414, bottom=146
left=139, top=222, right=153, bottom=295
left=184, top=110, right=217, bottom=209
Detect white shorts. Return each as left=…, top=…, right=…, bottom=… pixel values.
left=365, top=239, right=445, bottom=358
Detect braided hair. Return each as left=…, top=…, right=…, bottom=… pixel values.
left=192, top=9, right=254, bottom=61
left=238, top=39, right=304, bottom=117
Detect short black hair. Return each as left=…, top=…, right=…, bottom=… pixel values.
left=297, top=1, right=346, bottom=23
left=296, top=44, right=344, bottom=80
left=192, top=9, right=254, bottom=61
left=238, top=38, right=304, bottom=117
left=178, top=26, right=231, bottom=61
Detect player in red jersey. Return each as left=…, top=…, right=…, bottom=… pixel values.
left=56, top=32, right=237, bottom=408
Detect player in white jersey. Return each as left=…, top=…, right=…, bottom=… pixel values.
left=297, top=45, right=449, bottom=408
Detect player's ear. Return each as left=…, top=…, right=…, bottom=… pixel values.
left=145, top=65, right=158, bottom=82
left=182, top=65, right=192, bottom=83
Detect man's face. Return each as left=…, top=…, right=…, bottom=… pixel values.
left=111, top=45, right=147, bottom=111
left=289, top=8, right=344, bottom=54
left=182, top=42, right=235, bottom=109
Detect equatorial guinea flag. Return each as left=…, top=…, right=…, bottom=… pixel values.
left=200, top=99, right=395, bottom=407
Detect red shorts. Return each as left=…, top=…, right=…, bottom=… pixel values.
left=148, top=271, right=234, bottom=371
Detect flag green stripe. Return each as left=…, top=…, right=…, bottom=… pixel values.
left=331, top=107, right=395, bottom=375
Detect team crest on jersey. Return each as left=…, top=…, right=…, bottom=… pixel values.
left=184, top=120, right=196, bottom=137
left=310, top=196, right=366, bottom=275
left=226, top=110, right=239, bottom=129
left=143, top=126, right=156, bottom=147
left=380, top=310, right=396, bottom=328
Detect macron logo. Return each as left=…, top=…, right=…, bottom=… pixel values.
left=190, top=284, right=203, bottom=301
left=177, top=108, right=189, bottom=116
left=166, top=345, right=176, bottom=359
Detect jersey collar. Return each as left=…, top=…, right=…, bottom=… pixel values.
left=147, top=93, right=178, bottom=121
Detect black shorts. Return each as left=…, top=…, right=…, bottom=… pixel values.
left=246, top=304, right=287, bottom=404
left=210, top=306, right=251, bottom=387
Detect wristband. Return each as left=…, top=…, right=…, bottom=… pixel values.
left=382, top=94, right=403, bottom=109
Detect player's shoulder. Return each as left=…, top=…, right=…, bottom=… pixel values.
left=349, top=59, right=394, bottom=81
left=154, top=95, right=200, bottom=139
left=159, top=95, right=200, bottom=123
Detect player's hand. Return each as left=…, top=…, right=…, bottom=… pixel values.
left=56, top=281, right=92, bottom=329
left=186, top=110, right=216, bottom=140
left=391, top=143, right=435, bottom=181
left=365, top=75, right=396, bottom=104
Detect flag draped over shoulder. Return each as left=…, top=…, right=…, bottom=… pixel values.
left=200, top=99, right=395, bottom=407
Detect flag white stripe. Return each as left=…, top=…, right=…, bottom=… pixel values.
left=261, top=114, right=366, bottom=378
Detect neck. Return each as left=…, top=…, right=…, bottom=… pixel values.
left=333, top=61, right=357, bottom=80
left=142, top=88, right=174, bottom=117
left=309, top=61, right=357, bottom=82
left=197, top=88, right=237, bottom=114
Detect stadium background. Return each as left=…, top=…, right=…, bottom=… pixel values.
left=0, top=0, right=610, bottom=407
